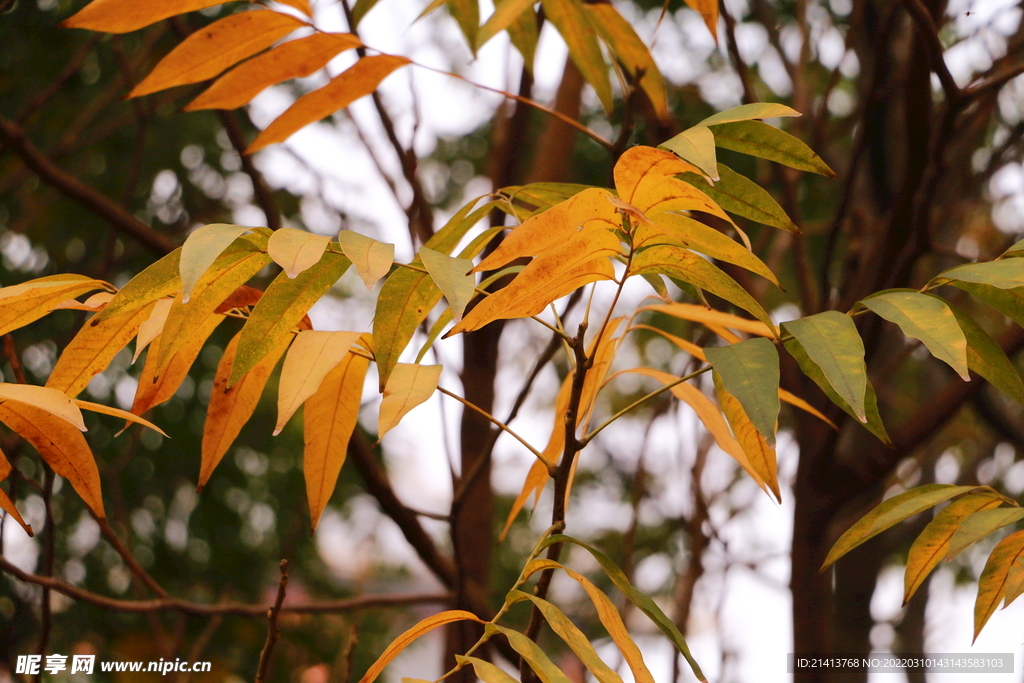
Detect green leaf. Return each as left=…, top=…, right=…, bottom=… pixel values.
left=93, top=248, right=181, bottom=323
left=455, top=657, right=520, bottom=683
left=660, top=125, right=718, bottom=180
left=230, top=252, right=352, bottom=386
left=710, top=120, right=836, bottom=177
left=540, top=0, right=612, bottom=113
left=447, top=0, right=480, bottom=51
left=782, top=312, right=867, bottom=422
left=680, top=163, right=799, bottom=233
left=373, top=199, right=497, bottom=390
left=904, top=490, right=1003, bottom=604
left=939, top=258, right=1024, bottom=290
left=641, top=211, right=780, bottom=286
left=822, top=484, right=978, bottom=569
left=782, top=330, right=889, bottom=443
left=419, top=247, right=476, bottom=322
left=350, top=0, right=382, bottom=27
left=974, top=530, right=1024, bottom=641
left=943, top=300, right=1024, bottom=407
left=641, top=272, right=668, bottom=298
left=508, top=591, right=624, bottom=683
left=950, top=281, right=1024, bottom=328
left=704, top=337, right=780, bottom=447
left=541, top=535, right=706, bottom=683
left=180, top=224, right=260, bottom=303
left=487, top=624, right=573, bottom=683
left=860, top=290, right=970, bottom=380
left=948, top=507, right=1024, bottom=560
left=697, top=102, right=801, bottom=127
left=629, top=243, right=776, bottom=332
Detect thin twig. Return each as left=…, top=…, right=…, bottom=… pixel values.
left=255, top=560, right=289, bottom=683
left=34, top=465, right=55, bottom=683
left=95, top=515, right=170, bottom=598
left=437, top=387, right=547, bottom=465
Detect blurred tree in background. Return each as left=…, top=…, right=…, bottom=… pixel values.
left=2, top=1, right=1024, bottom=683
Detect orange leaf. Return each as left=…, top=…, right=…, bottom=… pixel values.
left=683, top=0, right=718, bottom=40
left=52, top=291, right=115, bottom=312
left=62, top=0, right=224, bottom=34
left=74, top=399, right=168, bottom=437
left=132, top=314, right=225, bottom=416
left=713, top=373, right=780, bottom=500
left=0, top=402, right=105, bottom=518
left=187, top=32, right=362, bottom=111
left=499, top=457, right=550, bottom=542
left=0, top=384, right=86, bottom=431
left=975, top=530, right=1024, bottom=641
left=0, top=447, right=32, bottom=536
left=276, top=330, right=362, bottom=434
left=303, top=342, right=370, bottom=530
left=129, top=10, right=306, bottom=98
left=276, top=0, right=313, bottom=17
left=132, top=298, right=173, bottom=363
left=640, top=302, right=775, bottom=338
left=613, top=147, right=702, bottom=205
left=199, top=333, right=290, bottom=489
left=359, top=610, right=485, bottom=683
left=634, top=176, right=732, bottom=224
left=378, top=364, right=442, bottom=438
left=46, top=303, right=155, bottom=399
left=0, top=276, right=107, bottom=337
left=248, top=54, right=412, bottom=153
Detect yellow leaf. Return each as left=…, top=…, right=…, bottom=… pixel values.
left=0, top=402, right=105, bottom=518
left=661, top=125, right=718, bottom=180
left=132, top=298, right=173, bottom=364
left=613, top=147, right=702, bottom=205
left=199, top=334, right=290, bottom=489
left=276, top=0, right=313, bottom=17
left=378, top=364, right=442, bottom=439
left=0, top=276, right=107, bottom=337
left=52, top=291, right=115, bottom=312
left=0, top=447, right=32, bottom=536
left=451, top=225, right=620, bottom=335
left=304, top=343, right=370, bottom=529
left=475, top=187, right=619, bottom=273
left=46, top=303, right=155, bottom=398
left=132, top=314, right=225, bottom=416
left=975, top=530, right=1024, bottom=641
left=358, top=610, right=485, bottom=683
left=62, top=0, right=223, bottom=33
left=74, top=399, right=168, bottom=437
left=268, top=228, right=332, bottom=278
left=248, top=54, right=411, bottom=153
left=683, top=0, right=718, bottom=40
left=180, top=224, right=259, bottom=303
left=584, top=6, right=668, bottom=121
left=129, top=10, right=306, bottom=98
left=713, top=373, right=779, bottom=500
left=778, top=389, right=837, bottom=429
left=499, top=457, right=550, bottom=542
left=0, top=383, right=86, bottom=431
left=276, top=330, right=362, bottom=434
left=630, top=324, right=706, bottom=360
left=338, top=230, right=395, bottom=290
left=634, top=176, right=732, bottom=224
left=640, top=302, right=775, bottom=338
left=188, top=32, right=362, bottom=111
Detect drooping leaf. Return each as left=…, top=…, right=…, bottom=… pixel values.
left=304, top=342, right=370, bottom=530
left=62, top=0, right=224, bottom=33
left=584, top=4, right=667, bottom=119
left=613, top=147, right=701, bottom=204
left=821, top=485, right=977, bottom=569
left=276, top=330, right=361, bottom=434
left=710, top=120, right=836, bottom=177
left=93, top=249, right=181, bottom=324
left=180, top=224, right=258, bottom=303
left=944, top=300, right=1024, bottom=407
left=73, top=399, right=168, bottom=436
left=52, top=291, right=114, bottom=312
left=374, top=200, right=497, bottom=390
left=860, top=290, right=969, bottom=380
left=629, top=244, right=776, bottom=331
left=680, top=163, right=800, bottom=233
left=781, top=312, right=867, bottom=422
left=0, top=448, right=31, bottom=536
left=542, top=535, right=706, bottom=682
left=231, top=252, right=352, bottom=386
left=540, top=0, right=613, bottom=113
left=508, top=591, right=624, bottom=683
left=159, top=241, right=272, bottom=376
left=0, top=276, right=107, bottom=337
left=358, top=611, right=485, bottom=683
left=378, top=364, right=442, bottom=439
left=455, top=657, right=520, bottom=683
left=635, top=212, right=779, bottom=285
left=132, top=298, right=173, bottom=363
left=132, top=314, right=224, bottom=416
left=337, top=230, right=395, bottom=290
left=950, top=281, right=1024, bottom=329
left=660, top=125, right=718, bottom=180
left=713, top=373, right=780, bottom=499
left=640, top=302, right=775, bottom=338
left=778, top=388, right=838, bottom=428
left=0, top=383, right=86, bottom=431
left=268, top=228, right=332, bottom=279
left=0, top=402, right=104, bottom=518
left=248, top=55, right=411, bottom=153
left=974, top=530, right=1024, bottom=641
left=705, top=337, right=780, bottom=446
left=697, top=102, right=801, bottom=127
left=477, top=0, right=535, bottom=49
left=447, top=0, right=479, bottom=51
left=499, top=458, right=551, bottom=542
left=903, top=491, right=1003, bottom=604
left=681, top=0, right=717, bottom=39
left=1004, top=554, right=1024, bottom=606
left=199, top=334, right=290, bottom=489
left=947, top=507, right=1024, bottom=560
left=46, top=303, right=155, bottom=398
left=419, top=248, right=476, bottom=322
left=129, top=11, right=306, bottom=97
left=487, top=624, right=574, bottom=683
left=187, top=32, right=362, bottom=111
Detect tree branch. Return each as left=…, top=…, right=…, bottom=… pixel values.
left=255, top=559, right=289, bottom=683
left=219, top=111, right=282, bottom=232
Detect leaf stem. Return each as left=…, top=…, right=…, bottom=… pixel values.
left=437, top=387, right=550, bottom=471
